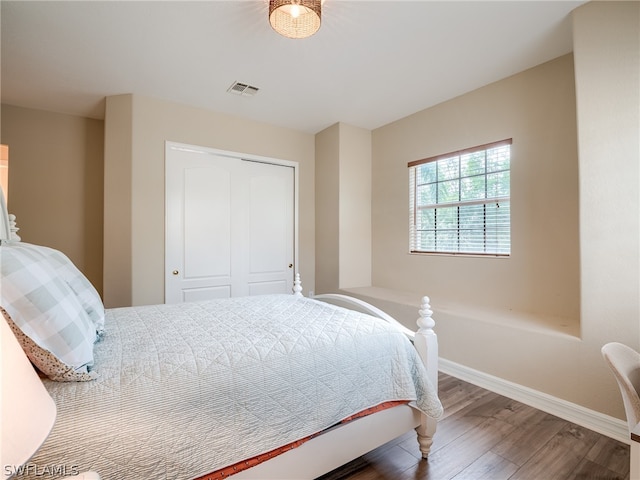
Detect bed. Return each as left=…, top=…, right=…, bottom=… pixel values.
left=0, top=227, right=442, bottom=479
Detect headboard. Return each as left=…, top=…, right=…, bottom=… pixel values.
left=0, top=186, right=11, bottom=243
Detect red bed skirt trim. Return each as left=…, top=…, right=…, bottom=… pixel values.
left=194, top=400, right=409, bottom=480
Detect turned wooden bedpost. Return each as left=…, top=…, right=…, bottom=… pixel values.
left=414, top=296, right=438, bottom=458
left=292, top=273, right=303, bottom=297
left=8, top=214, right=20, bottom=242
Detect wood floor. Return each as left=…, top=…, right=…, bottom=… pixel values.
left=317, top=373, right=630, bottom=480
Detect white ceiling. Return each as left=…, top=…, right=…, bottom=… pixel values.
left=1, top=0, right=587, bottom=134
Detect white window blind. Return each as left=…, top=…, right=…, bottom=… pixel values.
left=409, top=139, right=511, bottom=256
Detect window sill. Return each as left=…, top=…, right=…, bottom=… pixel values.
left=340, top=286, right=580, bottom=340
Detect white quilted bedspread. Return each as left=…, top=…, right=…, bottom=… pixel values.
left=26, top=295, right=442, bottom=480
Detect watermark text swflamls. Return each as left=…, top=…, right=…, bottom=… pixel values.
left=4, top=463, right=80, bottom=477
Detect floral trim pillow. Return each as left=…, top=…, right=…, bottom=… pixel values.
left=2, top=308, right=97, bottom=381
left=0, top=245, right=97, bottom=381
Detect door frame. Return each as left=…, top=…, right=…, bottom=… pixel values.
left=164, top=141, right=299, bottom=302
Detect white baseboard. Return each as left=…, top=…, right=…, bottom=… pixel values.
left=439, top=358, right=629, bottom=444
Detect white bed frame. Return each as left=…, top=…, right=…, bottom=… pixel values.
left=4, top=208, right=438, bottom=480
left=233, top=274, right=439, bottom=479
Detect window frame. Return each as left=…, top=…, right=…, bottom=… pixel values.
left=408, top=139, right=512, bottom=257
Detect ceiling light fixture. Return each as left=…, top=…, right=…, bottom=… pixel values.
left=269, top=0, right=321, bottom=39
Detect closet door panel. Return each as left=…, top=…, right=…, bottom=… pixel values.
left=246, top=163, right=294, bottom=296
left=183, top=165, right=231, bottom=279
left=166, top=144, right=296, bottom=303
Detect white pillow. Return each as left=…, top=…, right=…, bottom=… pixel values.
left=0, top=244, right=97, bottom=381
left=10, top=242, right=105, bottom=341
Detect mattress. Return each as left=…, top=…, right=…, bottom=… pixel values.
left=24, top=295, right=443, bottom=480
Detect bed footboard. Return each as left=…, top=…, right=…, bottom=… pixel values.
left=311, top=292, right=439, bottom=458
left=415, top=296, right=438, bottom=458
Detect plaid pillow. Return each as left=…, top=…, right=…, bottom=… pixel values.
left=0, top=244, right=97, bottom=381
left=12, top=243, right=105, bottom=341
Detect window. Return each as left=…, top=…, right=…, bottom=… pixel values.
left=409, top=139, right=511, bottom=256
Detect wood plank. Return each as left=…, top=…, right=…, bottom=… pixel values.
left=317, top=373, right=630, bottom=480
left=414, top=416, right=516, bottom=479
left=500, top=423, right=603, bottom=480
left=570, top=458, right=628, bottom=480
left=450, top=451, right=519, bottom=479
left=427, top=392, right=507, bottom=454
left=358, top=444, right=422, bottom=478
left=436, top=373, right=492, bottom=420
left=585, top=436, right=631, bottom=476
left=492, top=408, right=566, bottom=466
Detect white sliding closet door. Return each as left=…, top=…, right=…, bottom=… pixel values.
left=165, top=143, right=295, bottom=303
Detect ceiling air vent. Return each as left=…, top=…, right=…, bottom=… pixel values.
left=227, top=81, right=260, bottom=97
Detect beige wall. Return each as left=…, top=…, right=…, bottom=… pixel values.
left=338, top=124, right=372, bottom=290
left=572, top=0, right=640, bottom=415
left=315, top=122, right=372, bottom=295
left=103, top=95, right=133, bottom=307
left=103, top=94, right=315, bottom=307
left=371, top=53, right=580, bottom=321
left=320, top=1, right=638, bottom=420
left=315, top=124, right=340, bottom=294
left=347, top=52, right=593, bottom=410
left=0, top=105, right=104, bottom=293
